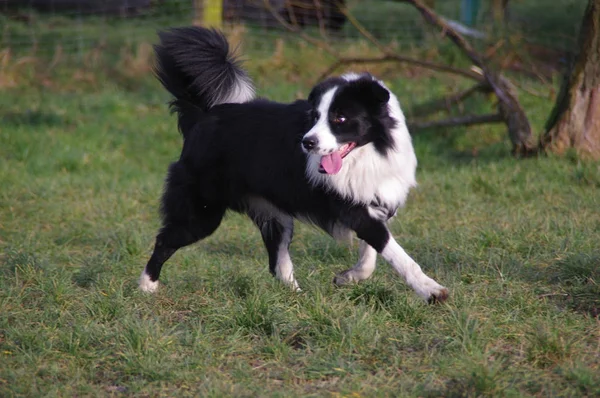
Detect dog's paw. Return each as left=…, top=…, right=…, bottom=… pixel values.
left=411, top=274, right=449, bottom=304
left=278, top=276, right=302, bottom=292
left=290, top=280, right=302, bottom=292
left=139, top=272, right=159, bottom=293
left=333, top=269, right=356, bottom=286
left=427, top=287, right=449, bottom=304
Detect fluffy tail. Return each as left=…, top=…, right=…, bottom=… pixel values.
left=154, top=27, right=255, bottom=114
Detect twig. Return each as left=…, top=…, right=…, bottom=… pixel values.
left=411, top=81, right=491, bottom=117
left=510, top=80, right=546, bottom=98
left=408, top=113, right=504, bottom=130
left=397, top=0, right=485, bottom=67
left=283, top=0, right=299, bottom=27
left=313, top=0, right=329, bottom=39
left=538, top=293, right=569, bottom=299
left=318, top=54, right=485, bottom=82
left=262, top=0, right=338, bottom=57
left=336, top=1, right=389, bottom=54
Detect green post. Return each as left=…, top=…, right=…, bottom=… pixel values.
left=461, top=0, right=481, bottom=26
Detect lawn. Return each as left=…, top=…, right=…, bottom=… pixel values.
left=1, top=4, right=599, bottom=397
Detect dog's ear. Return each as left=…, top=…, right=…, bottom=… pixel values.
left=367, top=81, right=390, bottom=104
left=348, top=79, right=390, bottom=105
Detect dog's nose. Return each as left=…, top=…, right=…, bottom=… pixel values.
left=302, top=137, right=318, bottom=151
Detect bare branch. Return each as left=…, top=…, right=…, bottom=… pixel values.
left=395, top=0, right=485, bottom=67
left=398, top=0, right=538, bottom=155
left=313, top=0, right=330, bottom=39
left=411, top=82, right=491, bottom=117
left=318, top=55, right=485, bottom=82
left=262, top=0, right=338, bottom=57
left=336, top=1, right=389, bottom=54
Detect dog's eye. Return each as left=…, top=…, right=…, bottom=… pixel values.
left=332, top=115, right=346, bottom=124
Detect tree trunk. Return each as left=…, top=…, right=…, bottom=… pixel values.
left=542, top=0, right=600, bottom=159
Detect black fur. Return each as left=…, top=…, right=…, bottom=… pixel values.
left=142, top=27, right=399, bottom=286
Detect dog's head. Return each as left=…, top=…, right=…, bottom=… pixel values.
left=302, top=73, right=397, bottom=175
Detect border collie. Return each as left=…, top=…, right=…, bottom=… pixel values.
left=139, top=27, right=448, bottom=303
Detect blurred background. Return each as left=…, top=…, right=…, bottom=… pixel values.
left=0, top=1, right=585, bottom=53
left=1, top=0, right=591, bottom=165
left=0, top=1, right=586, bottom=89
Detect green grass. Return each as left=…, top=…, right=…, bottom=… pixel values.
left=1, top=8, right=599, bottom=397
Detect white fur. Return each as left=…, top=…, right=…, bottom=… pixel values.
left=274, top=217, right=300, bottom=291
left=246, top=196, right=300, bottom=291
left=367, top=205, right=394, bottom=221
left=381, top=239, right=447, bottom=301
left=334, top=240, right=378, bottom=284
left=302, top=88, right=340, bottom=155
left=341, top=72, right=364, bottom=81
left=139, top=271, right=159, bottom=293
left=305, top=84, right=417, bottom=210
left=215, top=75, right=256, bottom=106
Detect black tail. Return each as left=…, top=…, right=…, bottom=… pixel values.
left=154, top=27, right=255, bottom=116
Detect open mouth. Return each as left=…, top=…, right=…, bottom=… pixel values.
left=318, top=142, right=357, bottom=175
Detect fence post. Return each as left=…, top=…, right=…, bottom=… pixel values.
left=195, top=0, right=223, bottom=28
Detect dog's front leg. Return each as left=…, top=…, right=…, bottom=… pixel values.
left=341, top=207, right=448, bottom=303
left=379, top=236, right=449, bottom=303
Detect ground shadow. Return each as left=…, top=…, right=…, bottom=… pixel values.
left=410, top=127, right=516, bottom=168
left=532, top=252, right=600, bottom=318
left=1, top=110, right=67, bottom=127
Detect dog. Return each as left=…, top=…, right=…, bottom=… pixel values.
left=139, top=27, right=448, bottom=303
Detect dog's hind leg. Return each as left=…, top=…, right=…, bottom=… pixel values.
left=333, top=240, right=378, bottom=285
left=253, top=215, right=300, bottom=291
left=139, top=162, right=226, bottom=292
left=140, top=241, right=176, bottom=293
left=139, top=211, right=224, bottom=292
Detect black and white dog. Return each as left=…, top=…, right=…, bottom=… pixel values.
left=139, top=27, right=448, bottom=303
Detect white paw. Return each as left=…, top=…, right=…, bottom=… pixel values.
left=414, top=278, right=449, bottom=304
left=290, top=280, right=302, bottom=292
left=139, top=272, right=159, bottom=293
left=276, top=270, right=301, bottom=292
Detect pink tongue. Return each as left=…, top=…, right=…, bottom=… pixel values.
left=320, top=152, right=343, bottom=174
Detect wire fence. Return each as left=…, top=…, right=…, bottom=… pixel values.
left=0, top=1, right=587, bottom=61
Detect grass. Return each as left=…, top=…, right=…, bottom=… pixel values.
left=1, top=4, right=599, bottom=397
